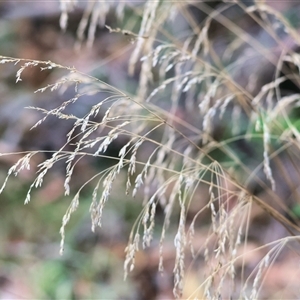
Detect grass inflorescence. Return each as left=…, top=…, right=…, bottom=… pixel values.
left=1, top=0, right=300, bottom=298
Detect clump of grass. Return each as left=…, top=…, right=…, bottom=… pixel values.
left=1, top=0, right=300, bottom=298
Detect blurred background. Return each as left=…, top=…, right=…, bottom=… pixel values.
left=1, top=1, right=300, bottom=299
left=0, top=1, right=152, bottom=299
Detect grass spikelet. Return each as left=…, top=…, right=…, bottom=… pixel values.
left=124, top=232, right=140, bottom=279
left=173, top=199, right=186, bottom=299
left=2, top=0, right=300, bottom=298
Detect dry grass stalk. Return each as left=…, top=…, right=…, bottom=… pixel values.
left=1, top=0, right=300, bottom=298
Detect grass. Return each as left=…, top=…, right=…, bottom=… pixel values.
left=1, top=0, right=300, bottom=298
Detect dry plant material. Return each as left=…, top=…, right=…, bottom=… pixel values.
left=1, top=0, right=300, bottom=298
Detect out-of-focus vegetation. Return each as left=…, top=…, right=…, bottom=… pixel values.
left=0, top=2, right=143, bottom=299
left=1, top=1, right=300, bottom=299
